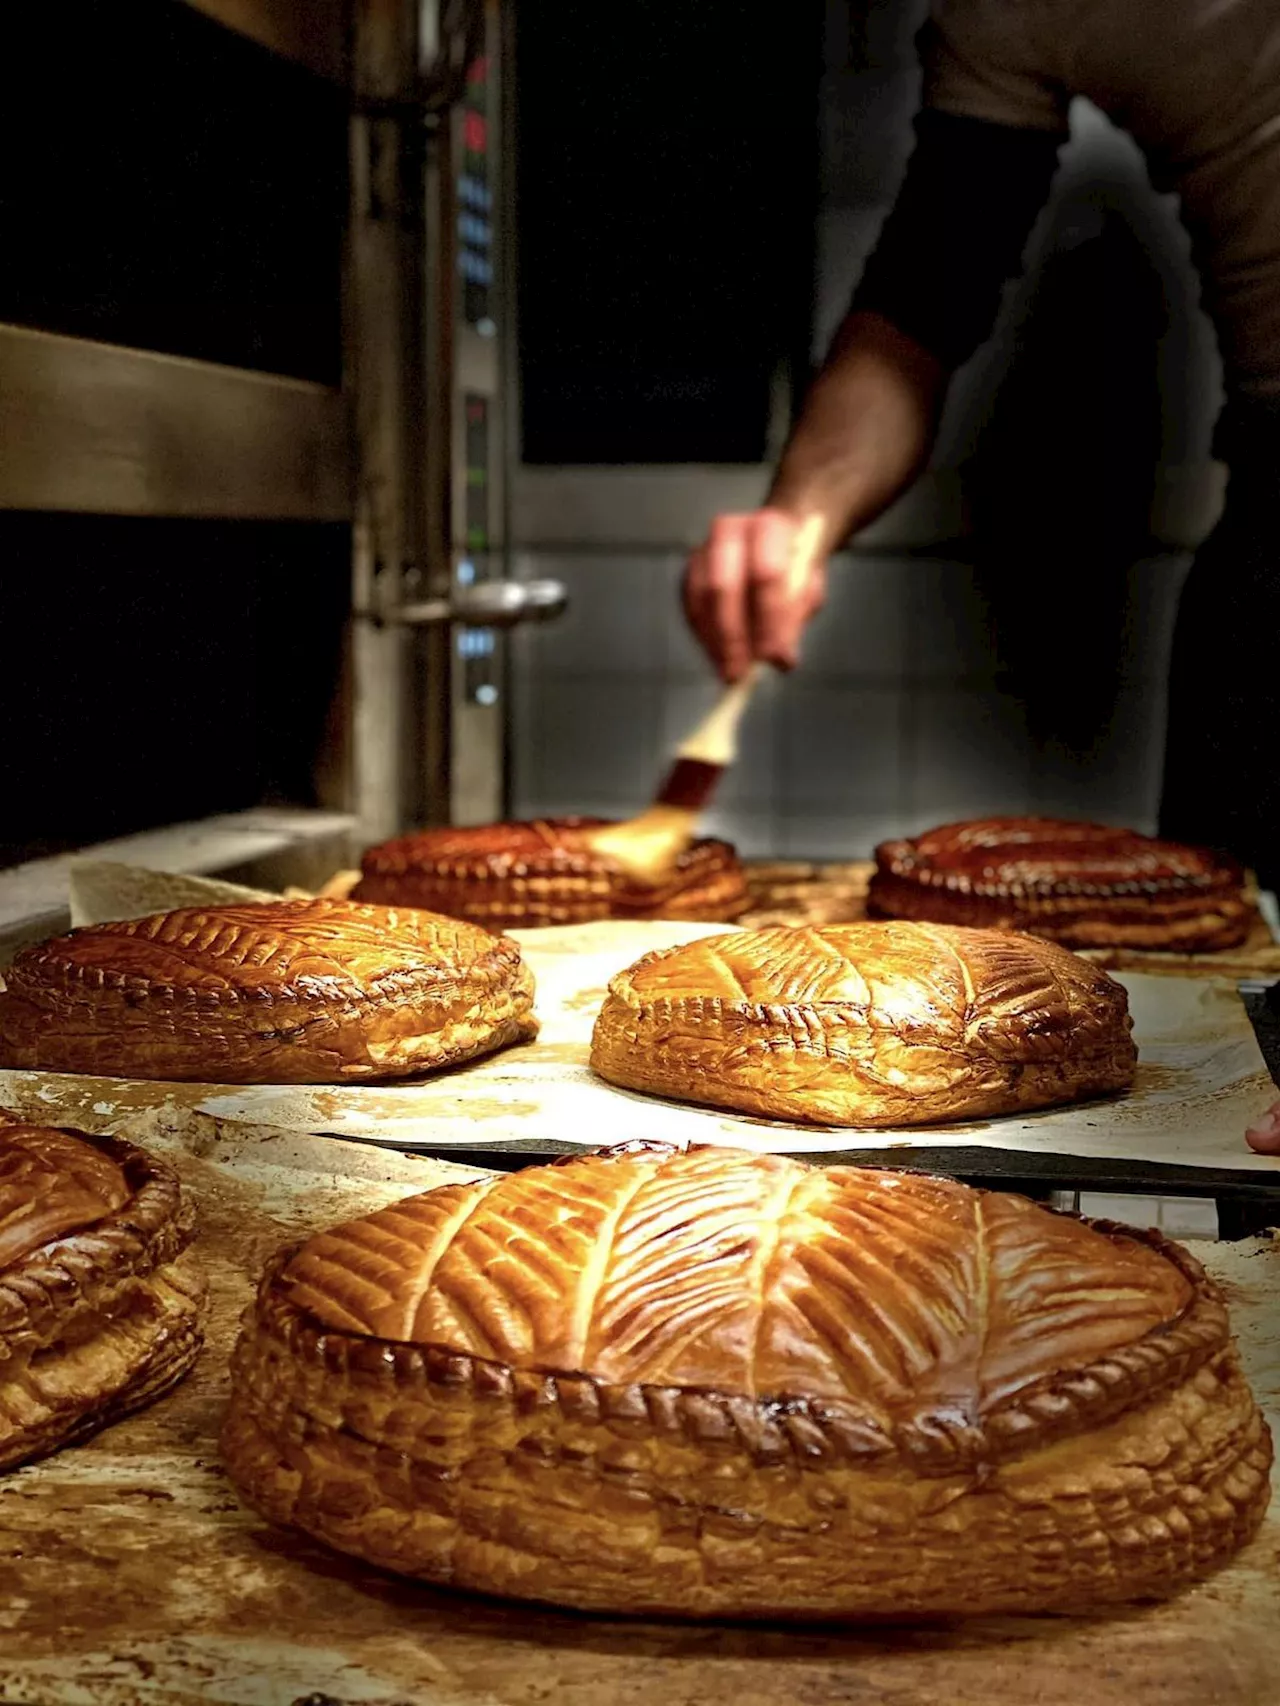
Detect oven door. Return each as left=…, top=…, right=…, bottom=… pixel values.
left=0, top=0, right=552, bottom=956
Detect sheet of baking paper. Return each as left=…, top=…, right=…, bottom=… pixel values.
left=67, top=861, right=278, bottom=927
left=161, top=918, right=1276, bottom=1173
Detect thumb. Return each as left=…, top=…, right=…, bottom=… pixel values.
left=1246, top=1100, right=1280, bottom=1153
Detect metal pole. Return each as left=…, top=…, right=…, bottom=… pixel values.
left=348, top=0, right=453, bottom=839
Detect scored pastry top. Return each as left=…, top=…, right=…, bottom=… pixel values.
left=357, top=817, right=740, bottom=882
left=0, top=1124, right=132, bottom=1270
left=272, top=1144, right=1203, bottom=1448
left=2, top=899, right=521, bottom=1007
left=606, top=919, right=1131, bottom=1050
left=0, top=1121, right=195, bottom=1336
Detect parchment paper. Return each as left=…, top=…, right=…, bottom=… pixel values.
left=105, top=917, right=1280, bottom=1174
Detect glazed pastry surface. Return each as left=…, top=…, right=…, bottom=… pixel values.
left=590, top=920, right=1136, bottom=1126
left=0, top=899, right=537, bottom=1084
left=868, top=818, right=1252, bottom=950
left=0, top=1121, right=205, bottom=1470
left=352, top=817, right=751, bottom=929
left=221, top=1143, right=1271, bottom=1619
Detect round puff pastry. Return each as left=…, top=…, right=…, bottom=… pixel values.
left=868, top=818, right=1252, bottom=951
left=0, top=1120, right=204, bottom=1471
left=0, top=899, right=536, bottom=1085
left=351, top=817, right=751, bottom=930
left=590, top=920, right=1136, bottom=1127
left=220, top=1142, right=1271, bottom=1619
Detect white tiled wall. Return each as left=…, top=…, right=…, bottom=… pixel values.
left=508, top=549, right=1188, bottom=859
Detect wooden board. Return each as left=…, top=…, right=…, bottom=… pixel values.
left=0, top=1112, right=1276, bottom=1706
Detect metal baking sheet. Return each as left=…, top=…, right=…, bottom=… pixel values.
left=0, top=1113, right=1276, bottom=1706
left=2, top=919, right=1273, bottom=1178
left=184, top=920, right=1279, bottom=1173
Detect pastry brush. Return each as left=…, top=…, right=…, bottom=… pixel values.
left=589, top=513, right=825, bottom=887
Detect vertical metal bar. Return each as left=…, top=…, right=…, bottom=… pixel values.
left=416, top=43, right=456, bottom=826
left=347, top=0, right=452, bottom=839
left=448, top=0, right=508, bottom=826
left=496, top=0, right=518, bottom=818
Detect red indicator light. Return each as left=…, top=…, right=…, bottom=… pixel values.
left=464, top=112, right=487, bottom=153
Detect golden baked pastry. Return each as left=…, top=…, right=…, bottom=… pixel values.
left=0, top=1120, right=204, bottom=1470
left=590, top=920, right=1135, bottom=1127
left=868, top=818, right=1252, bottom=951
left=0, top=899, right=536, bottom=1084
left=220, top=1143, right=1271, bottom=1619
left=351, top=817, right=751, bottom=929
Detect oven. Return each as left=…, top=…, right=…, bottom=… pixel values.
left=0, top=0, right=555, bottom=956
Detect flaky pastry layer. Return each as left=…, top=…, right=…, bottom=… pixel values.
left=0, top=899, right=537, bottom=1084
left=590, top=920, right=1136, bottom=1127
left=352, top=818, right=751, bottom=929
left=868, top=819, right=1252, bottom=952
left=220, top=1145, right=1271, bottom=1619
left=0, top=1122, right=205, bottom=1470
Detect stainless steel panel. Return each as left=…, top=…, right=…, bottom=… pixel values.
left=448, top=0, right=510, bottom=826
left=346, top=0, right=441, bottom=841
left=0, top=324, right=351, bottom=520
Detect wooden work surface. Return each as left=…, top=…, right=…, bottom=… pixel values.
left=0, top=1116, right=1276, bottom=1706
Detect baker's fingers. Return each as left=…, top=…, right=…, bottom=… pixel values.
left=1245, top=1099, right=1280, bottom=1153
left=748, top=510, right=825, bottom=672
left=684, top=515, right=754, bottom=681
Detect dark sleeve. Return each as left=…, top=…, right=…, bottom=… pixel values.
left=849, top=108, right=1063, bottom=372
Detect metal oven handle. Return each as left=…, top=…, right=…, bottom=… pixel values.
left=377, top=577, right=569, bottom=627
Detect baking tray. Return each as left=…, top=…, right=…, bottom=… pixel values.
left=5, top=872, right=1274, bottom=1205
left=1, top=919, right=1277, bottom=1192
left=154, top=922, right=1280, bottom=1170
left=0, top=1114, right=1275, bottom=1706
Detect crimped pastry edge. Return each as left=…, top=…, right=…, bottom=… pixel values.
left=0, top=1246, right=206, bottom=1472
left=352, top=870, right=752, bottom=928
left=588, top=930, right=1137, bottom=1126
left=353, top=825, right=753, bottom=926
left=0, top=1122, right=206, bottom=1470
left=230, top=1207, right=1229, bottom=1480
left=0, top=1125, right=197, bottom=1350
left=868, top=839, right=1253, bottom=952
left=0, top=908, right=539, bottom=1083
left=7, top=903, right=527, bottom=1010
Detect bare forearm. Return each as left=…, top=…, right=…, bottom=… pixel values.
left=766, top=311, right=946, bottom=550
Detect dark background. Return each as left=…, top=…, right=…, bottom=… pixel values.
left=516, top=0, right=824, bottom=464
left=0, top=2, right=349, bottom=862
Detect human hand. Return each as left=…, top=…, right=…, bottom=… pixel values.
left=1245, top=1098, right=1280, bottom=1153
left=681, top=509, right=827, bottom=683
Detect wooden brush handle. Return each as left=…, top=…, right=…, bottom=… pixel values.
left=674, top=667, right=764, bottom=766
left=674, top=513, right=826, bottom=767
